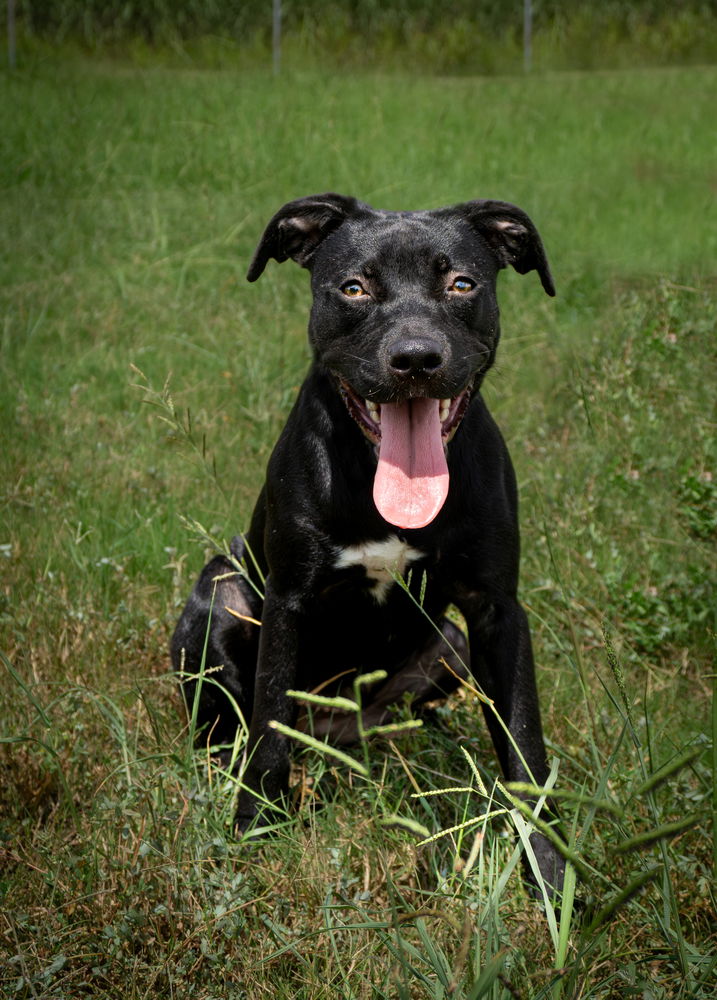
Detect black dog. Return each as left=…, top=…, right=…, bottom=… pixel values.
left=171, top=193, right=564, bottom=892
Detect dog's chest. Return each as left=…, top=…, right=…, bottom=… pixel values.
left=334, top=535, right=424, bottom=604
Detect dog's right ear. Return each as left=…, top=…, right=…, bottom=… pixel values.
left=454, top=200, right=556, bottom=297
left=247, top=193, right=363, bottom=281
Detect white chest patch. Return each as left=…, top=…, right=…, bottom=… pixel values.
left=334, top=535, right=425, bottom=604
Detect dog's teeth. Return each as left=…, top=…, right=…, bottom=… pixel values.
left=439, top=399, right=450, bottom=423
left=367, top=401, right=380, bottom=423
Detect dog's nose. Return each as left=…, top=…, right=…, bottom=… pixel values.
left=388, top=337, right=444, bottom=377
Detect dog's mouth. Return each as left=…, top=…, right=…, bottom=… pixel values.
left=339, top=380, right=472, bottom=530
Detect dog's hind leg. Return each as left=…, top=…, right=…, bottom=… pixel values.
left=170, top=537, right=262, bottom=756
left=302, top=619, right=469, bottom=746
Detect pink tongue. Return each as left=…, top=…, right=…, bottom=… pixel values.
left=373, top=398, right=449, bottom=529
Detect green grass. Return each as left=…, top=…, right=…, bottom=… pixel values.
left=1, top=54, right=715, bottom=998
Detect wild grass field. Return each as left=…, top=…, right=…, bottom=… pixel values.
left=1, top=54, right=716, bottom=998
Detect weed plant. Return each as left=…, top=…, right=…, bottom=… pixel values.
left=0, top=57, right=715, bottom=997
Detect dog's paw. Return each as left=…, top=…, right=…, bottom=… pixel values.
left=523, top=832, right=567, bottom=903
left=234, top=810, right=257, bottom=837
left=234, top=794, right=289, bottom=839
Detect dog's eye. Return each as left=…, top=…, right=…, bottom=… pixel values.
left=340, top=281, right=368, bottom=298
left=448, top=277, right=476, bottom=294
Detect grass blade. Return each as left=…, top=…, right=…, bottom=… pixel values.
left=268, top=720, right=369, bottom=775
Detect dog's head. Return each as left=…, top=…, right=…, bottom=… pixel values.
left=248, top=193, right=554, bottom=529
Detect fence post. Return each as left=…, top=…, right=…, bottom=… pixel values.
left=523, top=0, right=532, bottom=73
left=272, top=0, right=281, bottom=75
left=8, top=0, right=16, bottom=69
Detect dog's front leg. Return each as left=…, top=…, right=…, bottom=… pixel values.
left=458, top=590, right=565, bottom=893
left=461, top=595, right=546, bottom=782
left=235, top=578, right=300, bottom=832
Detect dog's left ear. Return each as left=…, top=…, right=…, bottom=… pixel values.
left=457, top=200, right=555, bottom=296
left=247, top=193, right=364, bottom=281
